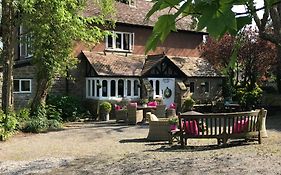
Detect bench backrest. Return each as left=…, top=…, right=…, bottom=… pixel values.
left=179, top=109, right=264, bottom=137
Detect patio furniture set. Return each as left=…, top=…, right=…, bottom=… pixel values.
left=146, top=108, right=268, bottom=146
left=115, top=102, right=176, bottom=125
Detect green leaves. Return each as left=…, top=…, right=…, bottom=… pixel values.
left=145, top=0, right=253, bottom=53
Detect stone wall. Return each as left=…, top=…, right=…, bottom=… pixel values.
left=184, top=77, right=223, bottom=103
left=13, top=65, right=37, bottom=109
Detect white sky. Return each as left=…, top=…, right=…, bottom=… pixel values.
left=232, top=0, right=264, bottom=22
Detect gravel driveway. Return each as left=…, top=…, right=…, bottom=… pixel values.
left=1, top=114, right=281, bottom=175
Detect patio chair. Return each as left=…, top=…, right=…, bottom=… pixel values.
left=152, top=105, right=166, bottom=118
left=146, top=113, right=171, bottom=141
left=127, top=105, right=143, bottom=125
left=115, top=109, right=128, bottom=123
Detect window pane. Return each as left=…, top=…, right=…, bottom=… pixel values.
left=107, top=35, right=113, bottom=49
left=87, top=79, right=91, bottom=96
left=92, top=80, right=95, bottom=97
left=149, top=80, right=153, bottom=88
left=96, top=80, right=100, bottom=97
left=127, top=80, right=131, bottom=96
left=123, top=33, right=130, bottom=50
left=111, top=80, right=116, bottom=96
left=205, top=82, right=209, bottom=92
left=115, top=33, right=122, bottom=49
left=156, top=80, right=160, bottom=95
left=102, top=80, right=108, bottom=97
left=14, top=80, right=20, bottom=92
left=118, top=79, right=124, bottom=97
left=134, top=80, right=138, bottom=96
left=190, top=82, right=195, bottom=93
left=21, top=80, right=31, bottom=92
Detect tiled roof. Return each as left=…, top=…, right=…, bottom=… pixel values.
left=82, top=51, right=221, bottom=77
left=83, top=0, right=194, bottom=31
left=82, top=51, right=145, bottom=76
left=141, top=54, right=165, bottom=75
left=170, top=56, right=221, bottom=77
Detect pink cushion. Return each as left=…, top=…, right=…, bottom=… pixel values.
left=129, top=102, right=137, bottom=107
left=169, top=103, right=176, bottom=109
left=182, top=120, right=198, bottom=136
left=147, top=101, right=157, bottom=107
left=233, top=119, right=249, bottom=133
left=115, top=105, right=122, bottom=111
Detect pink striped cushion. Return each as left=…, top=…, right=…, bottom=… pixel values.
left=183, top=120, right=199, bottom=136
left=147, top=101, right=157, bottom=107
left=233, top=119, right=249, bottom=133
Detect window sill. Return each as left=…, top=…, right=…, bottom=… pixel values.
left=13, top=92, right=32, bottom=94
left=105, top=49, right=133, bottom=53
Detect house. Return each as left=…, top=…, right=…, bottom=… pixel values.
left=12, top=0, right=223, bottom=113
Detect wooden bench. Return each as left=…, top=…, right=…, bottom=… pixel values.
left=179, top=109, right=266, bottom=146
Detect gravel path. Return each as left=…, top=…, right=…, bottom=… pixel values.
left=1, top=115, right=281, bottom=175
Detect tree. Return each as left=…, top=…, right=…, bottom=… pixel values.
left=18, top=0, right=115, bottom=114
left=202, top=29, right=276, bottom=90
left=145, top=0, right=281, bottom=92
left=1, top=0, right=16, bottom=113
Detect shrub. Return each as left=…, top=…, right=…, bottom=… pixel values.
left=47, top=95, right=85, bottom=121
left=24, top=105, right=63, bottom=133
left=168, top=117, right=178, bottom=125
left=236, top=84, right=263, bottom=110
left=181, top=97, right=195, bottom=112
left=0, top=111, right=18, bottom=141
left=24, top=117, right=49, bottom=133
left=99, top=101, right=112, bottom=113
left=48, top=119, right=63, bottom=131
left=16, top=108, right=31, bottom=130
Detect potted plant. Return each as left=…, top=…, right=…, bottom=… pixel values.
left=99, top=101, right=112, bottom=121
left=181, top=97, right=195, bottom=112
left=168, top=117, right=179, bottom=130
left=139, top=98, right=149, bottom=107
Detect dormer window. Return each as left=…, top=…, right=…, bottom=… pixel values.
left=19, top=26, right=32, bottom=59
left=106, top=31, right=134, bottom=52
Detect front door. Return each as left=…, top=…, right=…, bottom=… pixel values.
left=148, top=78, right=175, bottom=107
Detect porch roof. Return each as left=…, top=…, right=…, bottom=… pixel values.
left=82, top=51, right=145, bottom=76
left=170, top=56, right=221, bottom=77
left=142, top=54, right=221, bottom=77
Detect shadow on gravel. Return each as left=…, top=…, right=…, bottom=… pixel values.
left=64, top=121, right=148, bottom=133
left=119, top=138, right=148, bottom=143
left=266, top=114, right=281, bottom=132
left=146, top=140, right=258, bottom=153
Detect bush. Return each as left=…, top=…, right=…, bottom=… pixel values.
left=99, top=101, right=112, bottom=113
left=181, top=97, right=195, bottom=112
left=236, top=84, right=263, bottom=110
left=0, top=111, right=18, bottom=141
left=47, top=95, right=85, bottom=121
left=48, top=119, right=63, bottom=131
left=16, top=108, right=31, bottom=130
left=24, top=117, right=49, bottom=133
left=23, top=105, right=63, bottom=133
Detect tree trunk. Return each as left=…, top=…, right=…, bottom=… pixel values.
left=276, top=46, right=281, bottom=93
left=1, top=0, right=15, bottom=113
left=30, top=76, right=52, bottom=115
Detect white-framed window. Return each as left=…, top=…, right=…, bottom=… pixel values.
left=19, top=26, right=32, bottom=59
left=106, top=31, right=134, bottom=52
left=86, top=78, right=140, bottom=100
left=13, top=79, right=32, bottom=93
left=201, top=81, right=210, bottom=93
